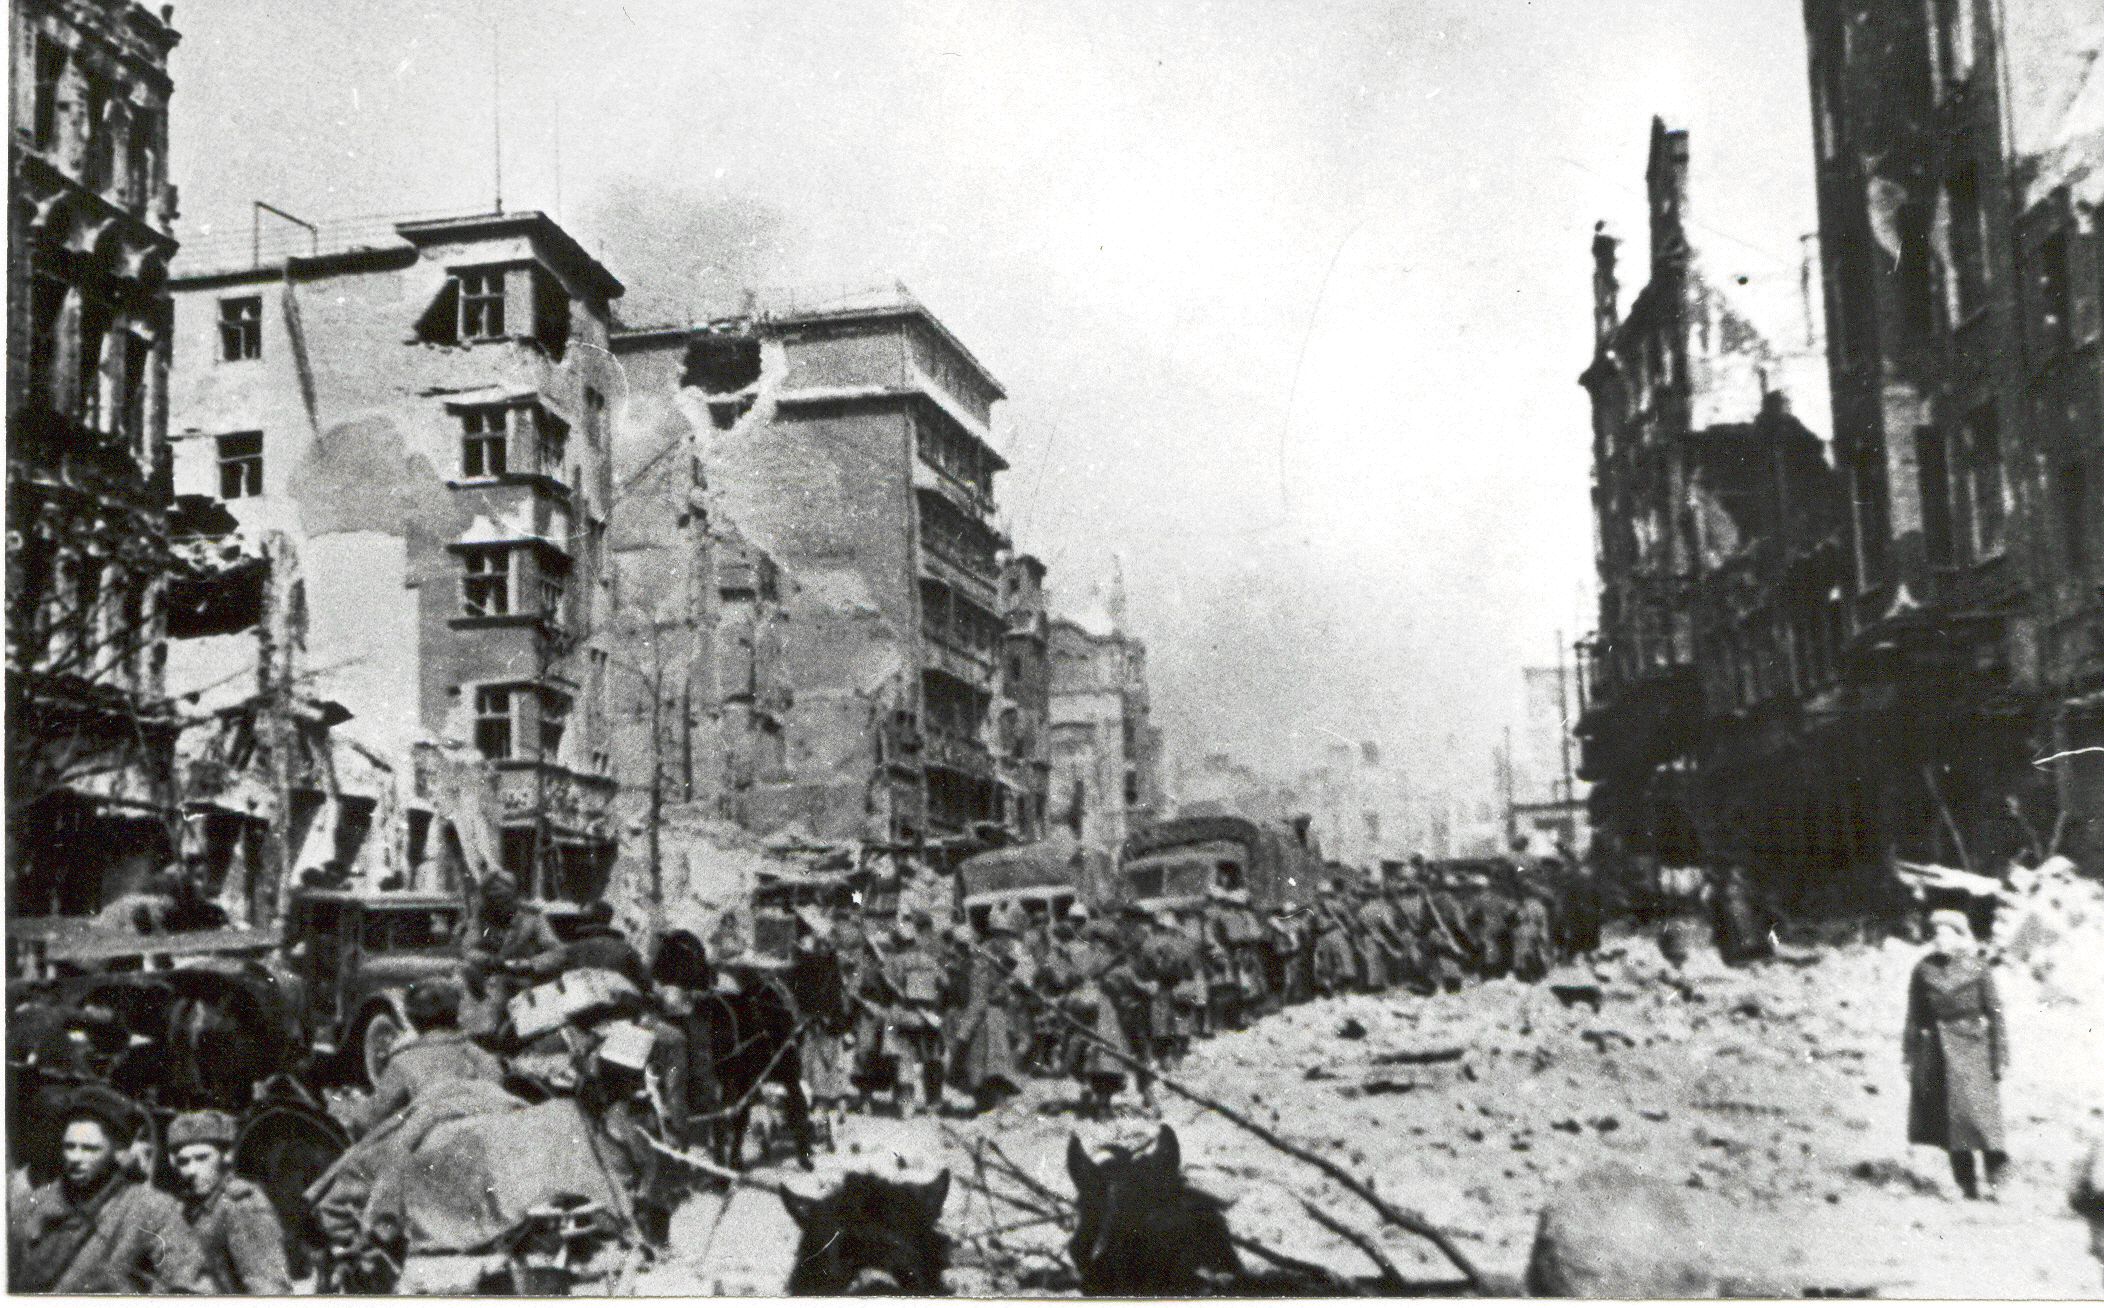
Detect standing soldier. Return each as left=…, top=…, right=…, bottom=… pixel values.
left=1311, top=896, right=1358, bottom=998
left=1511, top=888, right=1554, bottom=983
left=1067, top=916, right=1137, bottom=1116
left=1354, top=884, right=1403, bottom=993
left=1388, top=873, right=1434, bottom=995
left=1102, top=906, right=1157, bottom=1089
left=952, top=912, right=1025, bottom=1114
left=788, top=908, right=854, bottom=1136
left=1467, top=872, right=1513, bottom=980
left=168, top=1109, right=292, bottom=1294
left=9, top=1087, right=209, bottom=1293
left=889, top=919, right=950, bottom=1114
left=1200, top=891, right=1240, bottom=1033
left=1425, top=871, right=1471, bottom=991
left=1167, top=906, right=1210, bottom=1054
left=1905, top=909, right=2009, bottom=1200
left=1138, top=908, right=1190, bottom=1066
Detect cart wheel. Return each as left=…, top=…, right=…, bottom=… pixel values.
left=361, top=1009, right=405, bottom=1088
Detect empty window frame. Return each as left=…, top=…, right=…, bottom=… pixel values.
left=1964, top=405, right=2006, bottom=557
left=459, top=268, right=506, bottom=341
left=460, top=546, right=513, bottom=617
left=474, top=686, right=516, bottom=759
left=219, top=296, right=262, bottom=361
left=217, top=432, right=263, bottom=500
left=460, top=407, right=508, bottom=477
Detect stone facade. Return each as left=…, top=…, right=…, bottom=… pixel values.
left=609, top=289, right=1017, bottom=846
left=1048, top=617, right=1163, bottom=852
left=163, top=212, right=624, bottom=900
left=6, top=0, right=181, bottom=913
left=1800, top=0, right=2104, bottom=870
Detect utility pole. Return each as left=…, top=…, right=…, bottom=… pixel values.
left=1555, top=630, right=1576, bottom=808
left=491, top=23, right=504, bottom=215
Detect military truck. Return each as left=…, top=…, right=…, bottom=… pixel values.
left=957, top=835, right=1111, bottom=934
left=1118, top=814, right=1324, bottom=914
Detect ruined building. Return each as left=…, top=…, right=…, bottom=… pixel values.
left=994, top=552, right=1052, bottom=842
left=1048, top=617, right=1164, bottom=851
left=1577, top=120, right=1857, bottom=903
left=1800, top=0, right=2103, bottom=870
left=163, top=211, right=626, bottom=902
left=6, top=0, right=182, bottom=913
left=611, top=287, right=1019, bottom=846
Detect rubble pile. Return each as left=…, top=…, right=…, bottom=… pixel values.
left=647, top=921, right=2104, bottom=1296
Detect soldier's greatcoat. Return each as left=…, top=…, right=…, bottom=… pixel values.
left=184, top=1174, right=292, bottom=1295
left=9, top=1170, right=210, bottom=1293
left=1904, top=951, right=2007, bottom=1153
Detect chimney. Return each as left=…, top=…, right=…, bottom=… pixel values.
left=1646, top=118, right=1691, bottom=272
left=1592, top=221, right=1620, bottom=346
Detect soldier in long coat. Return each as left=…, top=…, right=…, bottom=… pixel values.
left=168, top=1109, right=292, bottom=1295
left=1510, top=890, right=1554, bottom=983
left=1425, top=875, right=1470, bottom=991
left=1311, top=902, right=1358, bottom=997
left=1138, top=910, right=1190, bottom=1065
left=1905, top=908, right=2009, bottom=1199
left=951, top=916, right=1025, bottom=1113
left=9, top=1087, right=209, bottom=1294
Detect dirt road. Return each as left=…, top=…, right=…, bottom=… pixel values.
left=643, top=927, right=2103, bottom=1296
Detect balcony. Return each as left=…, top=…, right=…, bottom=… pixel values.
left=923, top=633, right=995, bottom=690
left=923, top=726, right=995, bottom=781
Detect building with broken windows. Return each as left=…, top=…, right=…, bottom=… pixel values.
left=1047, top=617, right=1164, bottom=851
left=6, top=0, right=182, bottom=913
left=162, top=211, right=625, bottom=901
left=1576, top=120, right=1859, bottom=905
left=994, top=552, right=1053, bottom=842
left=1799, top=0, right=2103, bottom=871
left=609, top=287, right=1019, bottom=846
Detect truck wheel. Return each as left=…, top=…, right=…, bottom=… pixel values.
left=360, top=1009, right=405, bottom=1088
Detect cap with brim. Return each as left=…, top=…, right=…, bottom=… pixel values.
left=1067, top=903, right=1090, bottom=919
left=1929, top=908, right=1972, bottom=934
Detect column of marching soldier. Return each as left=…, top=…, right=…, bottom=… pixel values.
left=790, top=847, right=1607, bottom=1126
left=6, top=851, right=1606, bottom=1292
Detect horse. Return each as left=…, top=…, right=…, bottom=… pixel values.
left=1065, top=1125, right=1481, bottom=1298
left=781, top=1170, right=952, bottom=1296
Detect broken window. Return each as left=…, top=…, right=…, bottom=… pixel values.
left=27, top=278, right=66, bottom=411
left=120, top=332, right=151, bottom=452
left=460, top=406, right=507, bottom=477
left=536, top=407, right=569, bottom=481
left=474, top=686, right=515, bottom=759
left=125, top=106, right=158, bottom=209
left=1963, top=405, right=2005, bottom=558
left=539, top=570, right=565, bottom=623
left=1930, top=0, right=1974, bottom=92
left=460, top=545, right=512, bottom=616
left=531, top=266, right=570, bottom=357
left=1914, top=426, right=1954, bottom=568
left=33, top=36, right=66, bottom=152
left=82, top=78, right=112, bottom=191
left=1945, top=163, right=1988, bottom=320
left=219, top=296, right=261, bottom=361
left=459, top=268, right=506, bottom=341
left=76, top=295, right=112, bottom=430
left=540, top=688, right=571, bottom=760
left=217, top=432, right=263, bottom=500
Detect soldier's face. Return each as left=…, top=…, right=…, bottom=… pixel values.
left=59, top=1121, right=116, bottom=1187
left=173, top=1143, right=227, bottom=1196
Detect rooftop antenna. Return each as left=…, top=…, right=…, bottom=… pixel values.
left=491, top=21, right=503, bottom=214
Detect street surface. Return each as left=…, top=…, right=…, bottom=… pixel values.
left=642, top=924, right=2103, bottom=1297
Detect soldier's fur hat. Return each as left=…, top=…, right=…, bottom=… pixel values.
left=167, top=1108, right=238, bottom=1151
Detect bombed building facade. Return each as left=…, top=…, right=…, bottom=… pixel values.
left=1583, top=0, right=2104, bottom=902
left=163, top=211, right=626, bottom=906
left=1047, top=617, right=1164, bottom=851
left=6, top=0, right=182, bottom=912
left=1798, top=0, right=2103, bottom=872
left=610, top=289, right=1026, bottom=849
left=1577, top=120, right=1859, bottom=904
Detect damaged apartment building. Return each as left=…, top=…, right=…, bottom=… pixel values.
left=6, top=0, right=183, bottom=914
left=610, top=287, right=1042, bottom=847
left=161, top=210, right=626, bottom=906
left=1577, top=120, right=1857, bottom=906
left=1048, top=612, right=1165, bottom=852
left=1799, top=0, right=2103, bottom=871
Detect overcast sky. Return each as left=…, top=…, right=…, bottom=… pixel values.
left=168, top=0, right=1824, bottom=806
